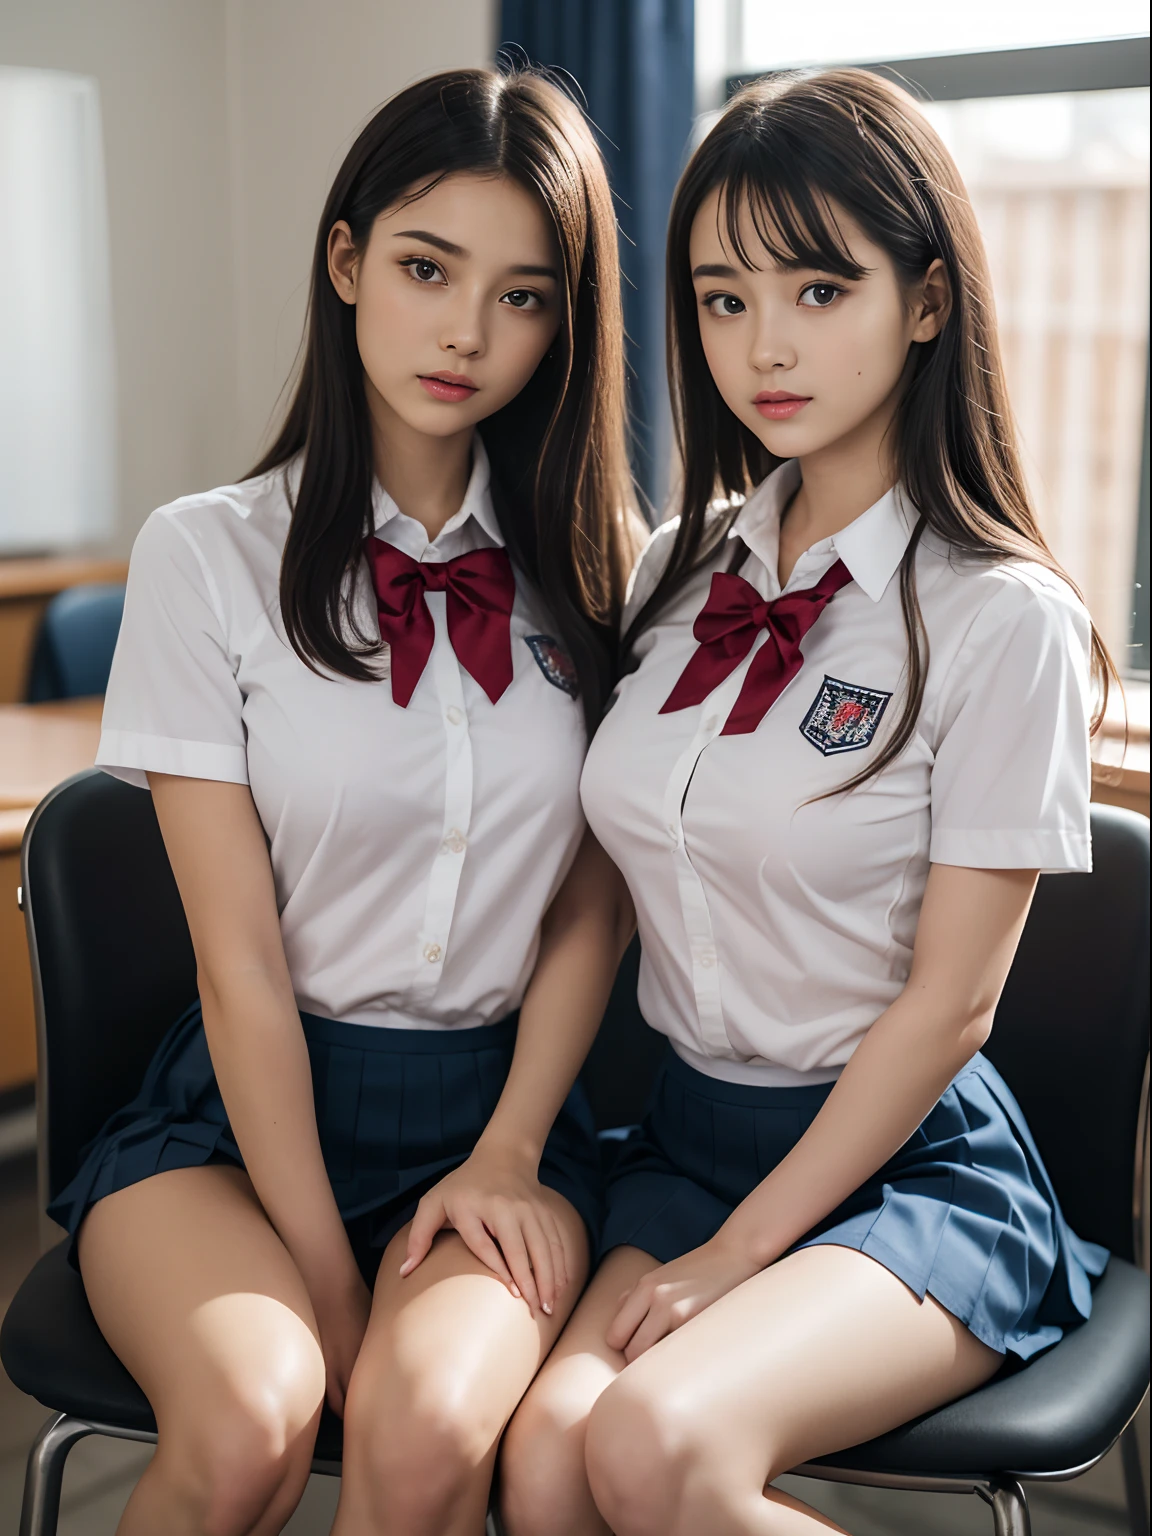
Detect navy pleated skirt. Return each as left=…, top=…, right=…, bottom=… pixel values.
left=50, top=1002, right=603, bottom=1280
left=601, top=1046, right=1107, bottom=1361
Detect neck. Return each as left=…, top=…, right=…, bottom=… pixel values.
left=788, top=407, right=898, bottom=551
left=367, top=381, right=474, bottom=542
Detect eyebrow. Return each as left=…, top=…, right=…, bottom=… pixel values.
left=692, top=262, right=741, bottom=279
left=393, top=230, right=557, bottom=280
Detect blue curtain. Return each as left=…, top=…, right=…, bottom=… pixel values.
left=499, top=0, right=695, bottom=512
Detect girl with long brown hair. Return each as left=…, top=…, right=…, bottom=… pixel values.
left=49, top=66, right=637, bottom=1534
left=500, top=68, right=1111, bottom=1536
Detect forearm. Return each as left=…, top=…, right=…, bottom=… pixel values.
left=480, top=835, right=635, bottom=1161
left=199, top=969, right=353, bottom=1290
left=719, top=990, right=990, bottom=1268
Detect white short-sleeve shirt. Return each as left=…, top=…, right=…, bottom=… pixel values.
left=98, top=443, right=587, bottom=1030
left=581, top=459, right=1093, bottom=1086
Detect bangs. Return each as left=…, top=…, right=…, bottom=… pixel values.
left=715, top=151, right=868, bottom=281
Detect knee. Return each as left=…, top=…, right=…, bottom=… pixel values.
left=161, top=1395, right=317, bottom=1536
left=345, top=1371, right=492, bottom=1531
left=585, top=1375, right=699, bottom=1536
left=500, top=1379, right=596, bottom=1536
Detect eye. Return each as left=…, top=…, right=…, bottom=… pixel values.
left=500, top=288, right=544, bottom=311
left=703, top=292, right=746, bottom=317
left=400, top=256, right=447, bottom=285
left=798, top=282, right=842, bottom=308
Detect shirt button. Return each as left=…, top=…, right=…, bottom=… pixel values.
left=423, top=942, right=443, bottom=963
left=442, top=829, right=467, bottom=854
left=445, top=705, right=464, bottom=726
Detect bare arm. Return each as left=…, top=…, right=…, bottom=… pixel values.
left=402, top=828, right=636, bottom=1309
left=609, top=862, right=1038, bottom=1357
left=148, top=773, right=370, bottom=1408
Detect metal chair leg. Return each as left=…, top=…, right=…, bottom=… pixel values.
left=18, top=1414, right=95, bottom=1536
left=1120, top=1418, right=1149, bottom=1536
left=976, top=1477, right=1031, bottom=1536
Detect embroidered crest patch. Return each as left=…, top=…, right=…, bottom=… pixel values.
left=800, top=675, right=892, bottom=756
left=524, top=635, right=579, bottom=697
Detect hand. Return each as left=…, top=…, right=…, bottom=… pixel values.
left=310, top=1265, right=373, bottom=1418
left=606, top=1234, right=762, bottom=1363
left=399, top=1143, right=573, bottom=1316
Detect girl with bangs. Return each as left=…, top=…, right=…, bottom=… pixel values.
left=49, top=67, right=639, bottom=1535
left=500, top=68, right=1112, bottom=1536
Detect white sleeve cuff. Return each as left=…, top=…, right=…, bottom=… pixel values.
left=96, top=729, right=249, bottom=788
left=930, top=827, right=1091, bottom=874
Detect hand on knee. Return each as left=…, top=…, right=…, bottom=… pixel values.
left=584, top=1376, right=692, bottom=1536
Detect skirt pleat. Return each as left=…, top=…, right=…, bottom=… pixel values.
left=50, top=1003, right=602, bottom=1274
left=601, top=1046, right=1107, bottom=1361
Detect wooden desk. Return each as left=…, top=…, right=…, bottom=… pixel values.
left=0, top=698, right=103, bottom=810
left=0, top=699, right=103, bottom=1093
left=0, top=556, right=128, bottom=704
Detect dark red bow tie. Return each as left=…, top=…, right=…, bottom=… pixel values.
left=660, top=558, right=853, bottom=734
left=363, top=538, right=516, bottom=708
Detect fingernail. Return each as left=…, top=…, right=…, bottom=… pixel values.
left=399, top=1260, right=412, bottom=1276
left=511, top=1284, right=521, bottom=1299
left=543, top=1302, right=553, bottom=1316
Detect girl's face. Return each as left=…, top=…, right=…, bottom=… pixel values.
left=688, top=186, right=948, bottom=463
left=328, top=172, right=563, bottom=439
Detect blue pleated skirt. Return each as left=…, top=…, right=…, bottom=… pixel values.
left=49, top=1001, right=604, bottom=1279
left=601, top=1046, right=1107, bottom=1361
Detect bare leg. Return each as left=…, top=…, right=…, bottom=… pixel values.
left=584, top=1244, right=1001, bottom=1536
left=78, top=1165, right=326, bottom=1536
left=332, top=1186, right=590, bottom=1536
left=499, top=1246, right=659, bottom=1536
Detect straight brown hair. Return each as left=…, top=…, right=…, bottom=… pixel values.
left=250, top=66, right=637, bottom=731
left=630, top=68, right=1115, bottom=788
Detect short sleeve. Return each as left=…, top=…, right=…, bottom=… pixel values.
left=96, top=509, right=249, bottom=789
left=929, top=572, right=1093, bottom=874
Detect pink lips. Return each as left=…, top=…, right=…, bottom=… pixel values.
left=754, top=391, right=811, bottom=420
left=418, top=371, right=478, bottom=403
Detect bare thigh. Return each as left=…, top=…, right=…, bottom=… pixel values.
left=586, top=1244, right=1002, bottom=1536
left=80, top=1165, right=326, bottom=1535
left=499, top=1245, right=660, bottom=1536
left=332, top=1188, right=591, bottom=1536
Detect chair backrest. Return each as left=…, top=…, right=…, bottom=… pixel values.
left=26, top=583, right=126, bottom=701
left=585, top=806, right=1149, bottom=1263
left=23, top=770, right=196, bottom=1206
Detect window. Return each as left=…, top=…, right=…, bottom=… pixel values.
left=0, top=68, right=116, bottom=554
left=722, top=13, right=1150, bottom=678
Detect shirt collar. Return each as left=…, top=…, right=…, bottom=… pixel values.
left=731, top=458, right=918, bottom=602
left=370, top=436, right=504, bottom=550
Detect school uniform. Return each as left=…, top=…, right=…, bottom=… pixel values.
left=50, top=442, right=602, bottom=1274
left=581, top=458, right=1106, bottom=1361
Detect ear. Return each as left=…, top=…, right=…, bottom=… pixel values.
left=327, top=220, right=359, bottom=305
left=910, top=257, right=952, bottom=343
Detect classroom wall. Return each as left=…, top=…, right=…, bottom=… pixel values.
left=0, top=0, right=497, bottom=551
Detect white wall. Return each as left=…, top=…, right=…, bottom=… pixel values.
left=0, top=0, right=496, bottom=550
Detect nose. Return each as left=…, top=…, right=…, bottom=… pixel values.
left=747, top=304, right=797, bottom=375
left=439, top=285, right=486, bottom=359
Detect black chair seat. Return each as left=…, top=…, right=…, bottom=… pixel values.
left=0, top=1241, right=345, bottom=1464
left=811, top=1258, right=1149, bottom=1478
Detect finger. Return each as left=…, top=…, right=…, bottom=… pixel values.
left=399, top=1193, right=447, bottom=1277
left=624, top=1303, right=672, bottom=1363
left=521, top=1207, right=557, bottom=1316
left=605, top=1282, right=651, bottom=1353
left=453, top=1212, right=517, bottom=1292
left=491, top=1209, right=540, bottom=1313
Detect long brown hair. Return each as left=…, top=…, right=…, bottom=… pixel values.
left=630, top=68, right=1114, bottom=788
left=251, top=66, right=637, bottom=731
